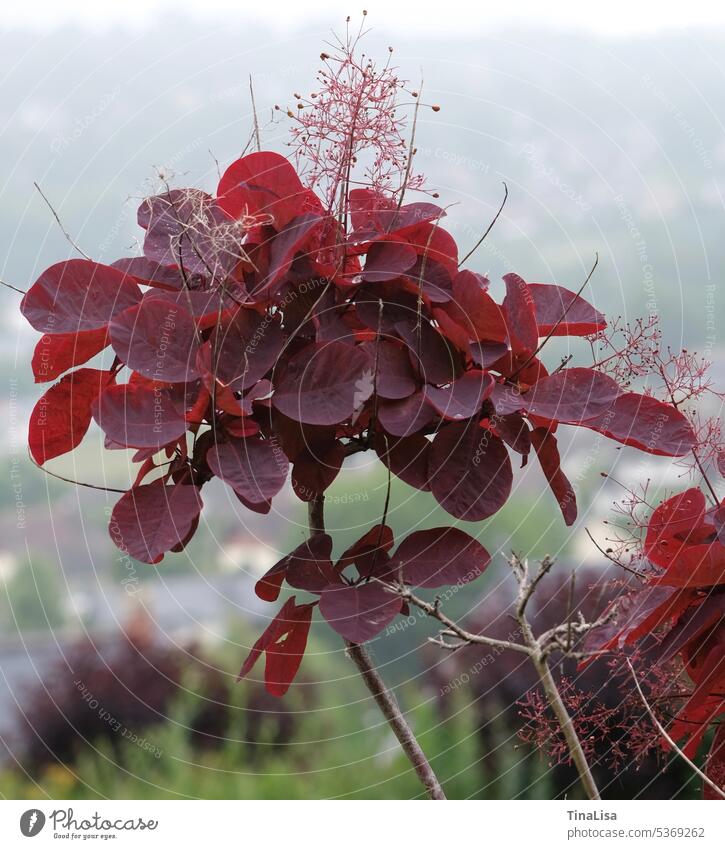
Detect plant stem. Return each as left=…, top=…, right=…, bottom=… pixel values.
left=529, top=651, right=601, bottom=800
left=307, top=494, right=446, bottom=800
left=345, top=640, right=446, bottom=800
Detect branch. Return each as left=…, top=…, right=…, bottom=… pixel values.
left=34, top=182, right=91, bottom=260
left=306, top=498, right=446, bottom=800
left=458, top=181, right=508, bottom=268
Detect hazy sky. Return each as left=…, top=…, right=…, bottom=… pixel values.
left=4, top=0, right=725, bottom=36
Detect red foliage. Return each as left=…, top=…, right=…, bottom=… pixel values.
left=20, top=34, right=705, bottom=708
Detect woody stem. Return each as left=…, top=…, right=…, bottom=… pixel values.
left=307, top=494, right=446, bottom=800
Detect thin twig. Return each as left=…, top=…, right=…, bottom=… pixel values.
left=1, top=279, right=26, bottom=295
left=627, top=659, right=725, bottom=799
left=249, top=75, right=261, bottom=152
left=34, top=182, right=91, bottom=260
left=458, top=181, right=508, bottom=268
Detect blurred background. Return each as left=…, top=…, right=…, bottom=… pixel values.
left=0, top=0, right=722, bottom=799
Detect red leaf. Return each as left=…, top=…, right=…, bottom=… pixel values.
left=428, top=420, right=512, bottom=521
left=521, top=368, right=621, bottom=423
left=21, top=259, right=141, bottom=333
left=338, top=525, right=395, bottom=576
left=645, top=488, right=706, bottom=549
left=138, top=189, right=238, bottom=278
left=395, top=319, right=464, bottom=386
left=111, top=256, right=185, bottom=290
left=217, top=151, right=308, bottom=229
left=530, top=428, right=577, bottom=525
left=256, top=534, right=335, bottom=601
left=424, top=370, right=494, bottom=421
left=92, top=381, right=188, bottom=448
left=109, top=480, right=203, bottom=564
left=199, top=306, right=284, bottom=393
left=272, top=341, right=373, bottom=426
left=291, top=441, right=346, bottom=502
left=451, top=271, right=508, bottom=343
left=528, top=283, right=606, bottom=336
left=319, top=582, right=402, bottom=643
left=237, top=595, right=315, bottom=696
left=255, top=213, right=322, bottom=300
left=376, top=431, right=431, bottom=491
left=377, top=392, right=435, bottom=438
left=29, top=368, right=111, bottom=464
left=207, top=435, right=288, bottom=508
left=31, top=328, right=108, bottom=383
left=264, top=603, right=314, bottom=697
left=364, top=339, right=417, bottom=400
left=585, top=392, right=696, bottom=456
left=393, top=527, right=490, bottom=588
left=361, top=236, right=418, bottom=283
left=110, top=294, right=200, bottom=383
left=502, top=273, right=538, bottom=354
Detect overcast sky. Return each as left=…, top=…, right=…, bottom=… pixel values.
left=4, top=0, right=725, bottom=36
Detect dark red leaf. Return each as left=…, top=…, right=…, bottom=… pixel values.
left=207, top=435, right=288, bottom=508
left=364, top=339, right=417, bottom=400
left=492, top=412, right=531, bottom=457
left=530, top=428, right=577, bottom=525
left=361, top=236, right=418, bottom=283
left=424, top=370, right=494, bottom=421
left=31, top=328, right=108, bottom=383
left=585, top=392, right=696, bottom=456
left=451, top=271, right=508, bottom=343
left=200, top=306, right=285, bottom=392
left=338, top=526, right=395, bottom=577
left=237, top=595, right=315, bottom=696
left=92, top=381, right=188, bottom=449
left=528, top=283, right=606, bottom=336
left=264, top=603, right=314, bottom=697
left=21, top=259, right=141, bottom=333
left=109, top=480, right=203, bottom=564
left=29, top=368, right=111, bottom=464
left=502, top=272, right=538, bottom=354
left=138, top=189, right=238, bottom=278
left=110, top=294, right=200, bottom=383
left=319, top=582, right=402, bottom=643
left=376, top=431, right=431, bottom=491
left=428, top=420, right=512, bottom=521
left=111, top=256, right=185, bottom=290
left=393, top=527, right=490, bottom=588
left=291, top=441, right=346, bottom=502
left=395, top=319, right=464, bottom=385
left=377, top=392, right=436, bottom=437
left=272, top=341, right=373, bottom=425
left=255, top=213, right=322, bottom=300
left=256, top=534, right=335, bottom=601
left=522, top=368, right=621, bottom=423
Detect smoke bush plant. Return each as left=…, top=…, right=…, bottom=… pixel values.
left=18, top=17, right=724, bottom=800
